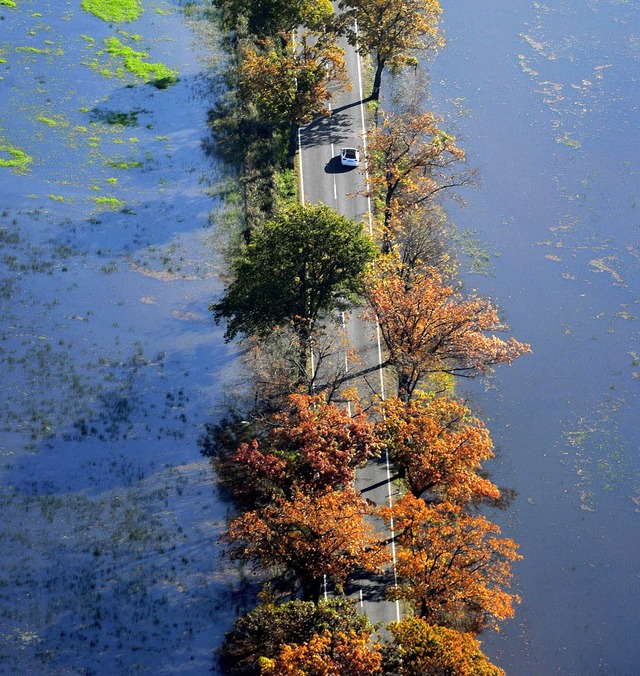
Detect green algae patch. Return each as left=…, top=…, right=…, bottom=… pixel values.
left=82, top=0, right=143, bottom=23
left=105, top=158, right=142, bottom=169
left=16, top=46, right=51, bottom=55
left=0, top=144, right=32, bottom=172
left=93, top=196, right=125, bottom=209
left=1, top=0, right=17, bottom=8
left=103, top=37, right=178, bottom=88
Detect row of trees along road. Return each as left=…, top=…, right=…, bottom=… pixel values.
left=208, top=0, right=531, bottom=673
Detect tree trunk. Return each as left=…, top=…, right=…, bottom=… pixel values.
left=287, top=122, right=299, bottom=169
left=371, top=57, right=385, bottom=101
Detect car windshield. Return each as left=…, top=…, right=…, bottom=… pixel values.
left=343, top=149, right=356, bottom=158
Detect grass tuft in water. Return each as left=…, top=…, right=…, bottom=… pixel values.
left=0, top=144, right=32, bottom=172
left=103, top=37, right=178, bottom=88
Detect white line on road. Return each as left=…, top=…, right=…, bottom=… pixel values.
left=298, top=126, right=305, bottom=205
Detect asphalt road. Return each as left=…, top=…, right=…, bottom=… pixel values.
left=297, top=31, right=402, bottom=629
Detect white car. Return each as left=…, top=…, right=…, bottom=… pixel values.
left=340, top=147, right=360, bottom=167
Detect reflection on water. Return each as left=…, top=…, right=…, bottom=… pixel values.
left=0, top=2, right=238, bottom=672
left=432, top=0, right=640, bottom=673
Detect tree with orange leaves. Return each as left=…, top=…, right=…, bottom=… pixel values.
left=378, top=393, right=500, bottom=505
left=259, top=630, right=383, bottom=675
left=379, top=493, right=521, bottom=633
left=238, top=34, right=350, bottom=164
left=365, top=110, right=472, bottom=238
left=235, top=393, right=381, bottom=500
left=364, top=255, right=531, bottom=400
left=222, top=488, right=389, bottom=602
left=383, top=616, right=505, bottom=675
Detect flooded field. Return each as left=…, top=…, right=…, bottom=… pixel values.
left=0, top=1, right=239, bottom=672
left=430, top=1, right=640, bottom=673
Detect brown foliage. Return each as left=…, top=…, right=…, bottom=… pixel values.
left=384, top=616, right=505, bottom=675
left=379, top=494, right=522, bottom=633
left=379, top=393, right=500, bottom=504
left=364, top=255, right=531, bottom=399
left=259, top=630, right=383, bottom=675
left=235, top=393, right=381, bottom=499
left=222, top=488, right=389, bottom=601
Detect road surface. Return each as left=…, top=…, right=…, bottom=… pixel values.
left=297, top=28, right=402, bottom=628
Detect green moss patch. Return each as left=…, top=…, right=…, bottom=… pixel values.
left=93, top=196, right=125, bottom=209
left=81, top=0, right=143, bottom=23
left=103, top=37, right=178, bottom=88
left=0, top=144, right=32, bottom=172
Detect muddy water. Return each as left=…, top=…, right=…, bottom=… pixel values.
left=429, top=1, right=640, bottom=673
left=0, top=2, right=238, bottom=672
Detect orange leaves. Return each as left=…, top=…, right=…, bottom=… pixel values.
left=364, top=255, right=531, bottom=398
left=259, top=630, right=383, bottom=675
left=223, top=488, right=389, bottom=601
left=379, top=393, right=500, bottom=504
left=238, top=35, right=350, bottom=127
left=366, top=110, right=469, bottom=230
left=379, top=493, right=522, bottom=633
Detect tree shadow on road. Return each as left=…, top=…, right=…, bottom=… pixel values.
left=301, top=109, right=358, bottom=149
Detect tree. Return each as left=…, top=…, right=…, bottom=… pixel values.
left=259, top=630, right=383, bottom=675
left=238, top=34, right=350, bottom=164
left=242, top=320, right=361, bottom=411
left=379, top=494, right=521, bottom=633
left=378, top=393, right=500, bottom=505
left=387, top=203, right=454, bottom=281
left=338, top=0, right=442, bottom=100
left=366, top=110, right=469, bottom=237
left=216, top=0, right=334, bottom=36
left=383, top=617, right=505, bottom=676
left=219, top=597, right=374, bottom=676
left=211, top=202, right=376, bottom=380
left=222, top=488, right=389, bottom=601
left=363, top=255, right=531, bottom=400
left=235, top=393, right=381, bottom=500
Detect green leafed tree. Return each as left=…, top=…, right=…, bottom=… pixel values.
left=218, top=597, right=375, bottom=676
left=211, top=202, right=376, bottom=380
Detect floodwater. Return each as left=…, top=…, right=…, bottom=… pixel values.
left=0, top=1, right=239, bottom=673
left=429, top=1, right=640, bottom=674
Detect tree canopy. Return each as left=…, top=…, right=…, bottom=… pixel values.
left=383, top=617, right=505, bottom=675
left=235, top=393, right=381, bottom=500
left=366, top=110, right=469, bottom=236
left=211, top=203, right=376, bottom=346
left=259, top=630, right=383, bottom=675
left=219, top=597, right=374, bottom=676
left=378, top=393, right=500, bottom=504
left=216, top=0, right=334, bottom=36
left=380, top=494, right=521, bottom=633
left=222, top=488, right=389, bottom=601
left=238, top=34, right=350, bottom=128
left=364, top=254, right=531, bottom=399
